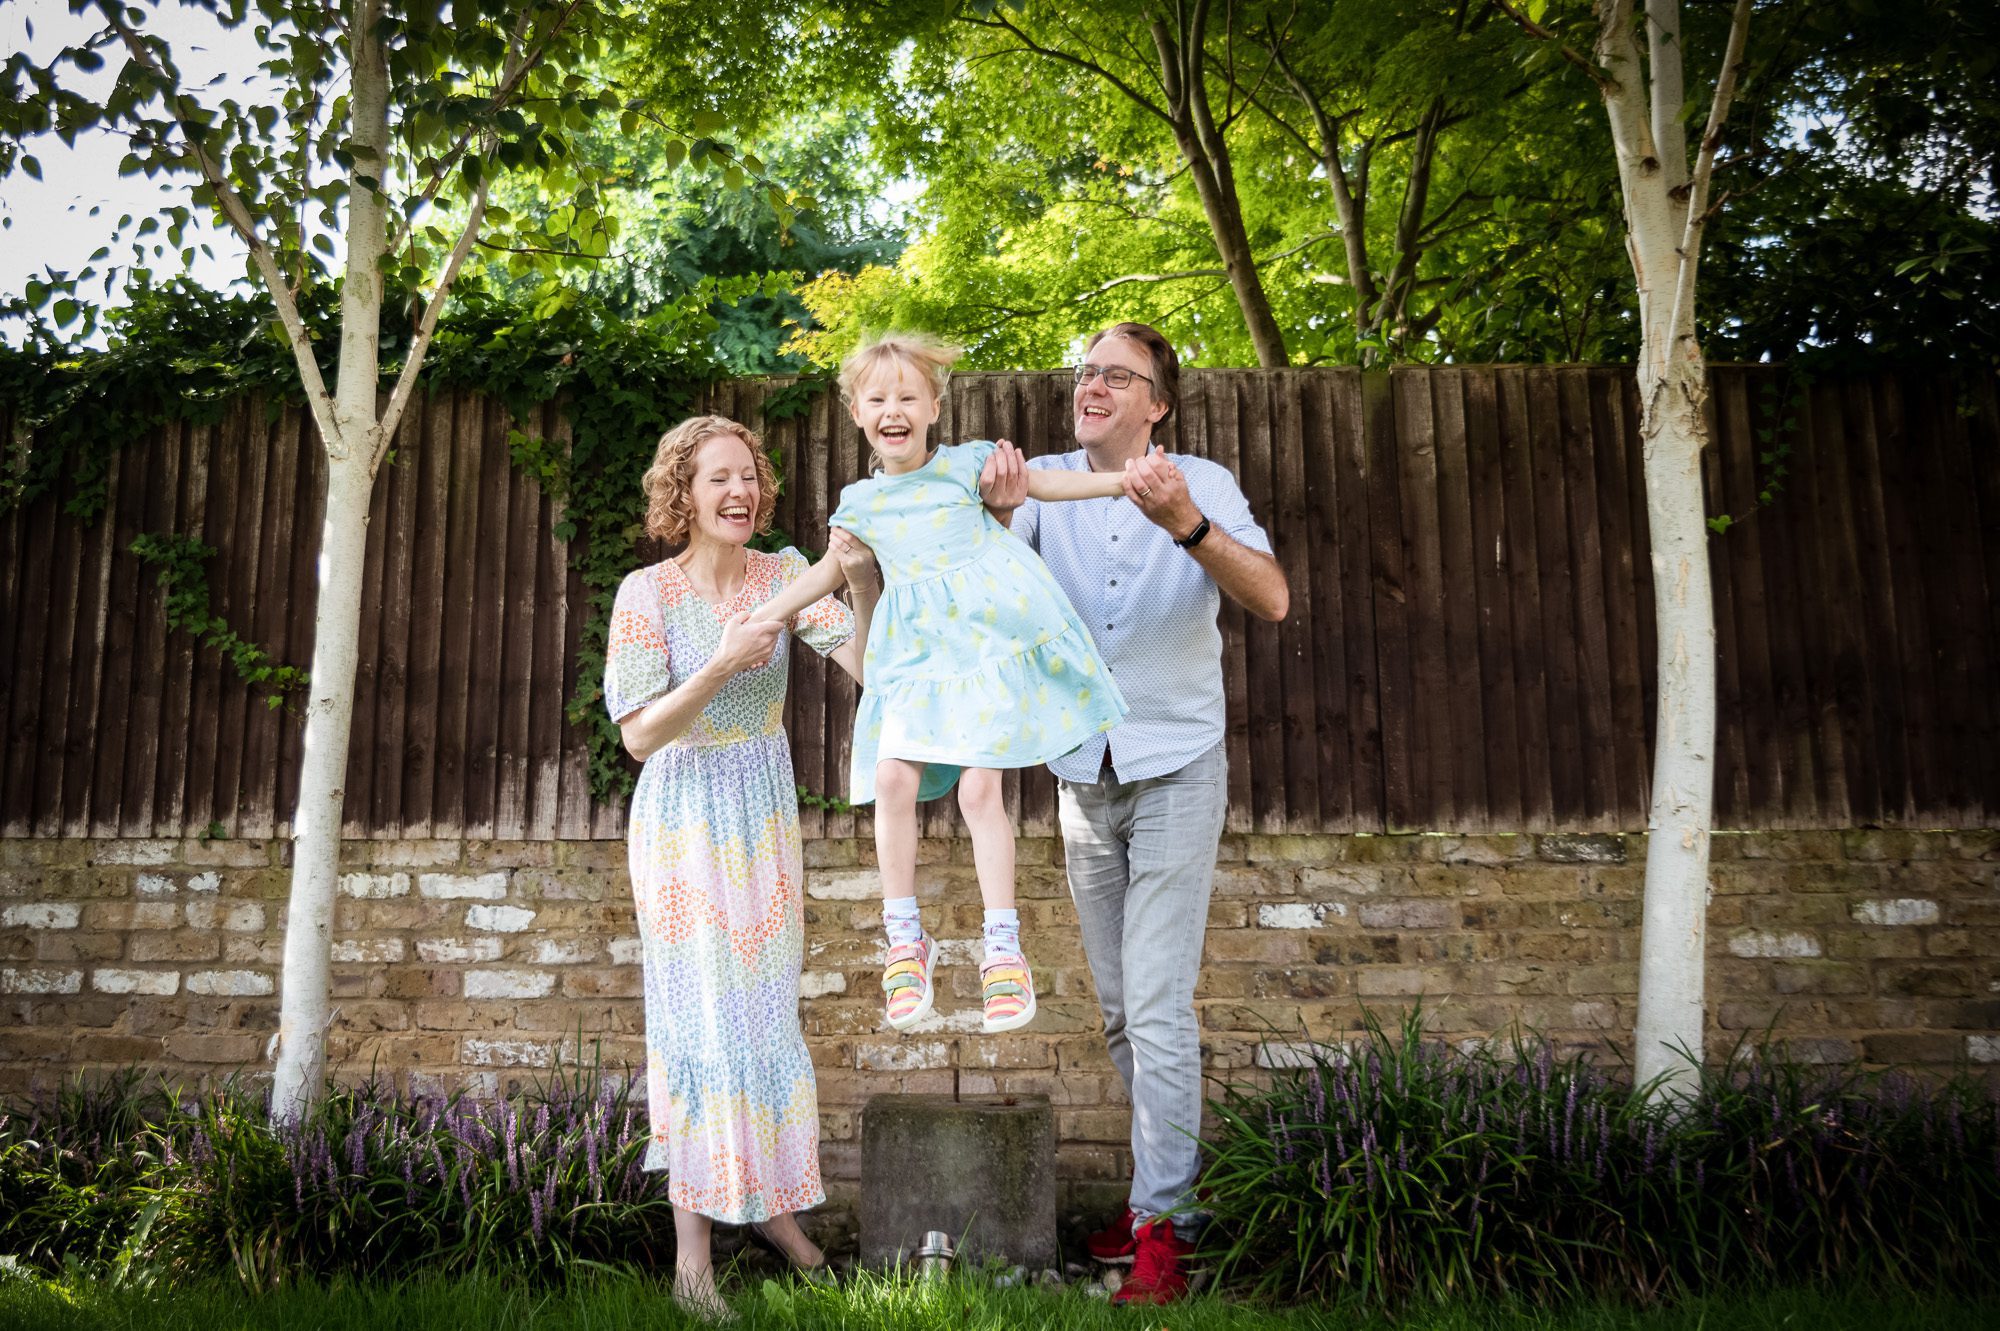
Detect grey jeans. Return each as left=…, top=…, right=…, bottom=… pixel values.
left=1057, top=741, right=1228, bottom=1225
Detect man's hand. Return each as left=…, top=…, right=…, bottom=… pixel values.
left=828, top=526, right=878, bottom=592
left=1122, top=445, right=1203, bottom=541
left=979, top=438, right=1029, bottom=516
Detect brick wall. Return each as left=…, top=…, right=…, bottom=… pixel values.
left=3, top=830, right=1996, bottom=1209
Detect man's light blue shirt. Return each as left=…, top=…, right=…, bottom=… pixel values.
left=1012, top=449, right=1272, bottom=783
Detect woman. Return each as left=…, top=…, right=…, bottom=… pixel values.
left=604, top=415, right=875, bottom=1318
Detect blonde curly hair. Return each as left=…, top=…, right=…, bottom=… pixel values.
left=642, top=415, right=778, bottom=544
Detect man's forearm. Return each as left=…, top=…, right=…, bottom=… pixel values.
left=1190, top=529, right=1289, bottom=621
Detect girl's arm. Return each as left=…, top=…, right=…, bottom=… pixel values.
left=825, top=528, right=878, bottom=686
left=1025, top=467, right=1126, bottom=502
left=749, top=548, right=848, bottom=626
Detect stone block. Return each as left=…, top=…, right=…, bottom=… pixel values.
left=339, top=872, right=411, bottom=899
left=1726, top=929, right=1821, bottom=959
left=1256, top=902, right=1346, bottom=929
left=1, top=967, right=81, bottom=994
left=860, top=1093, right=1055, bottom=1270
left=420, top=872, right=509, bottom=900
left=417, top=937, right=504, bottom=964
left=91, top=968, right=179, bottom=996
left=186, top=970, right=274, bottom=997
left=1850, top=898, right=1939, bottom=926
left=1, top=902, right=80, bottom=929
left=465, top=904, right=536, bottom=932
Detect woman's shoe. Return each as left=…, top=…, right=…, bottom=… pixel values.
left=882, top=936, right=937, bottom=1031
left=980, top=954, right=1037, bottom=1034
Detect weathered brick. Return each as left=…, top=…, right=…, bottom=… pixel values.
left=128, top=932, right=222, bottom=962
left=465, top=841, right=554, bottom=870
left=165, top=1032, right=264, bottom=1063
left=558, top=968, right=640, bottom=999
left=1358, top=900, right=1455, bottom=930
left=339, top=872, right=411, bottom=899
left=800, top=971, right=847, bottom=998
left=1850, top=898, right=1939, bottom=926
left=330, top=938, right=406, bottom=964
left=461, top=1038, right=554, bottom=1068
left=465, top=904, right=535, bottom=932
left=89, top=840, right=178, bottom=867
left=1, top=902, right=80, bottom=929
left=1256, top=902, right=1347, bottom=929
left=91, top=968, right=179, bottom=996
left=1536, top=834, right=1628, bottom=864
left=184, top=900, right=266, bottom=932
left=463, top=969, right=555, bottom=999
left=419, top=872, right=509, bottom=901
left=607, top=936, right=643, bottom=965
left=1969, top=1035, right=2000, bottom=1063
left=416, top=937, right=503, bottom=963
left=186, top=970, right=274, bottom=997
left=1, top=968, right=81, bottom=994
left=855, top=1040, right=953, bottom=1072
left=1727, top=929, right=1821, bottom=959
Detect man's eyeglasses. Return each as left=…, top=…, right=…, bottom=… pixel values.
left=1072, top=363, right=1154, bottom=391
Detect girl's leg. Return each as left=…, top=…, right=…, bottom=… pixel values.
left=960, top=768, right=1035, bottom=1034
left=876, top=759, right=924, bottom=941
left=877, top=758, right=936, bottom=1031
left=956, top=767, right=1016, bottom=913
left=673, top=1205, right=728, bottom=1320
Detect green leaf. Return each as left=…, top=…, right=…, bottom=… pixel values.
left=20, top=155, right=41, bottom=180
left=1707, top=514, right=1733, bottom=535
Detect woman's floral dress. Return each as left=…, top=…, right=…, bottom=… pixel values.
left=604, top=547, right=853, bottom=1222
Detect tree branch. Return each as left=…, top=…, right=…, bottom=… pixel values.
left=381, top=0, right=586, bottom=260
left=959, top=9, right=1173, bottom=125
left=376, top=172, right=489, bottom=469
left=1490, top=0, right=1615, bottom=91
left=1661, top=0, right=1753, bottom=362
left=99, top=2, right=338, bottom=444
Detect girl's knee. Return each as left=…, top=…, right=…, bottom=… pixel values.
left=957, top=768, right=1004, bottom=818
left=876, top=759, right=923, bottom=804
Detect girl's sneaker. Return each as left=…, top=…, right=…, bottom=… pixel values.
left=980, top=954, right=1037, bottom=1034
left=882, top=937, right=938, bottom=1031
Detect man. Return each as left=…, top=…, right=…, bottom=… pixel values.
left=981, top=321, right=1288, bottom=1304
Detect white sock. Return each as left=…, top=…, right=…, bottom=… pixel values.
left=884, top=896, right=924, bottom=949
left=982, top=908, right=1021, bottom=962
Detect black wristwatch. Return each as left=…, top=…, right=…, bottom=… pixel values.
left=1172, top=513, right=1211, bottom=549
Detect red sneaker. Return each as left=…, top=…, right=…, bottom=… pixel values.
left=1083, top=1205, right=1138, bottom=1264
left=1110, top=1218, right=1192, bottom=1305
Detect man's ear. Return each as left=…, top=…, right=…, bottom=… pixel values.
left=1147, top=397, right=1169, bottom=425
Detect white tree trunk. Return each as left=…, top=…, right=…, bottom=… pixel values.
left=1631, top=360, right=1717, bottom=1096
left=268, top=0, right=391, bottom=1124
left=268, top=447, right=375, bottom=1121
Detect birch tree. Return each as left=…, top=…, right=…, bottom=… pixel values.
left=2, top=0, right=625, bottom=1122
left=1498, top=0, right=1754, bottom=1097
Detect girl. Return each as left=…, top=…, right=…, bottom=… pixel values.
left=751, top=333, right=1130, bottom=1036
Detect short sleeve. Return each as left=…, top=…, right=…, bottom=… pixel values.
left=604, top=568, right=671, bottom=724
left=829, top=476, right=866, bottom=536
left=778, top=547, right=856, bottom=657
left=1190, top=459, right=1272, bottom=555
left=936, top=440, right=997, bottom=499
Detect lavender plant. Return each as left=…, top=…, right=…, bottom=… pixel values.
left=0, top=1058, right=677, bottom=1284
left=1199, top=1011, right=2000, bottom=1306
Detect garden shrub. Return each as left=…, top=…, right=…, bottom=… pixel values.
left=0, top=1059, right=675, bottom=1286
left=1200, top=1012, right=2000, bottom=1306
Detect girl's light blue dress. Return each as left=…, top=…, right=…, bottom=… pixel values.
left=830, top=440, right=1128, bottom=804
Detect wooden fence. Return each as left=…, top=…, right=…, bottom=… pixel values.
left=2, top=366, right=1996, bottom=840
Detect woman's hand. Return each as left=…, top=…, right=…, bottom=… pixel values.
left=828, top=527, right=878, bottom=593
left=708, top=609, right=785, bottom=678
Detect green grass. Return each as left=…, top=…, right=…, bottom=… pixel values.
left=1, top=1271, right=1995, bottom=1331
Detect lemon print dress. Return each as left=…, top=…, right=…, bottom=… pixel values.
left=830, top=439, right=1128, bottom=804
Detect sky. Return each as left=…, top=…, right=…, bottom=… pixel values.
left=1, top=0, right=279, bottom=314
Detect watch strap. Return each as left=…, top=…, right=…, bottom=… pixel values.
left=1173, top=514, right=1211, bottom=549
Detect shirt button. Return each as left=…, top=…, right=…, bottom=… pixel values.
left=1111, top=534, right=1119, bottom=541
left=1109, top=579, right=1117, bottom=587
left=1106, top=623, right=1114, bottom=631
